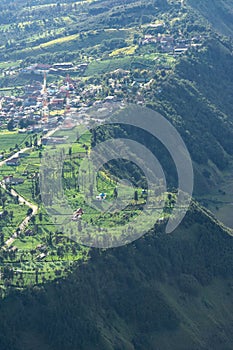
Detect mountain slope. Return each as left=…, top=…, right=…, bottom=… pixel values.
left=136, top=35, right=233, bottom=200
left=0, top=204, right=233, bottom=350
left=0, top=1, right=233, bottom=350
left=187, top=0, right=233, bottom=37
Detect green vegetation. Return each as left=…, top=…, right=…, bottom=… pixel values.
left=0, top=188, right=28, bottom=240
left=187, top=0, right=233, bottom=37
left=0, top=0, right=233, bottom=349
left=0, top=204, right=232, bottom=349
left=0, top=132, right=31, bottom=156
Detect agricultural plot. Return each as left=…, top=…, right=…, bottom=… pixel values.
left=0, top=132, right=31, bottom=155
left=0, top=153, right=40, bottom=203
left=59, top=144, right=170, bottom=248
left=4, top=27, right=130, bottom=63
left=0, top=115, right=176, bottom=291
left=85, top=53, right=175, bottom=76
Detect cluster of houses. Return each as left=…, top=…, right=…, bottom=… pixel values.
left=0, top=32, right=204, bottom=131
left=0, top=31, right=204, bottom=136
left=0, top=69, right=127, bottom=133
left=141, top=34, right=203, bottom=54
left=2, top=62, right=89, bottom=77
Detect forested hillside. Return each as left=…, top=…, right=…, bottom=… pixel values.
left=0, top=203, right=233, bottom=350
left=146, top=37, right=233, bottom=193
left=188, top=0, right=233, bottom=37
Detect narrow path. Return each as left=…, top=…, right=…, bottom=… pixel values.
left=0, top=171, right=38, bottom=247
left=0, top=128, right=58, bottom=247
left=4, top=186, right=38, bottom=247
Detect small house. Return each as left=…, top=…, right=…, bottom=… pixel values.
left=96, top=193, right=107, bottom=200
left=19, top=152, right=30, bottom=158
left=6, top=158, right=20, bottom=166
left=3, top=175, right=24, bottom=185
left=72, top=208, right=84, bottom=221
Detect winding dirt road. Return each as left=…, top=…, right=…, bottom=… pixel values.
left=0, top=128, right=58, bottom=247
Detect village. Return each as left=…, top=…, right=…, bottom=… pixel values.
left=0, top=18, right=202, bottom=289
left=0, top=39, right=203, bottom=138
left=0, top=16, right=204, bottom=147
